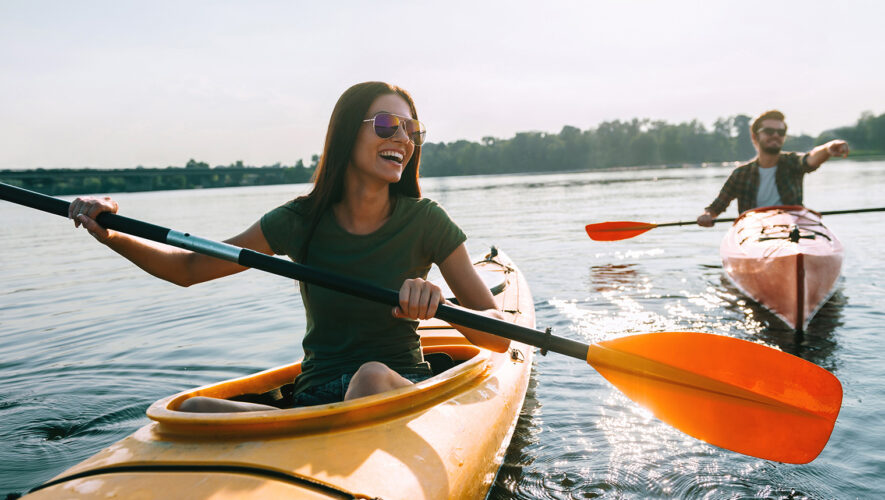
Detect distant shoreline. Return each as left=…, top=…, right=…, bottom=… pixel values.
left=3, top=155, right=883, bottom=196
left=0, top=162, right=733, bottom=196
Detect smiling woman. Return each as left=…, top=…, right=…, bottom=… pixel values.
left=59, top=81, right=512, bottom=413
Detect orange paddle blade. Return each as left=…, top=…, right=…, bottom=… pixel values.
left=585, top=221, right=658, bottom=241
left=587, top=332, right=842, bottom=463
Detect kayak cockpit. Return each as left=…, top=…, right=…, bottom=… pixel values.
left=147, top=338, right=500, bottom=438
left=218, top=344, right=475, bottom=409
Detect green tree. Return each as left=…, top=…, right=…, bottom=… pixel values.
left=733, top=115, right=755, bottom=160
left=185, top=158, right=210, bottom=169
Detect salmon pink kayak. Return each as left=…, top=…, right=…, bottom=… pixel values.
left=720, top=205, right=843, bottom=331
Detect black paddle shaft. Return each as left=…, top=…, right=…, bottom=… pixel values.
left=658, top=207, right=885, bottom=228
left=0, top=182, right=590, bottom=360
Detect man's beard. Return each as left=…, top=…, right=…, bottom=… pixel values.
left=760, top=144, right=782, bottom=155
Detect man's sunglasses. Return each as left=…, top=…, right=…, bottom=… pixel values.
left=758, top=127, right=787, bottom=137
left=363, top=113, right=427, bottom=146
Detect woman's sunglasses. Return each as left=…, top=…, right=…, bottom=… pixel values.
left=363, top=113, right=427, bottom=146
left=758, top=127, right=787, bottom=137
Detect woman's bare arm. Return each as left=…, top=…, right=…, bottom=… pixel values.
left=436, top=244, right=511, bottom=352
left=70, top=196, right=274, bottom=287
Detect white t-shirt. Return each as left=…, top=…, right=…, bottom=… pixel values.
left=756, top=166, right=782, bottom=207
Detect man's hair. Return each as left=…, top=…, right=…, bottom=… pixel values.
left=750, top=110, right=787, bottom=135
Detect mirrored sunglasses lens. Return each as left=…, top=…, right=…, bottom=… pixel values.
left=406, top=120, right=426, bottom=145
left=411, top=131, right=426, bottom=146
left=372, top=113, right=400, bottom=138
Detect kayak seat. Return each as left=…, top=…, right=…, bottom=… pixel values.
left=228, top=383, right=295, bottom=409
left=425, top=351, right=457, bottom=375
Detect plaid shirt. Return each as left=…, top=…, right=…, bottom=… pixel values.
left=705, top=152, right=816, bottom=216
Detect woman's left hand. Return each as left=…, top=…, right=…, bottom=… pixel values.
left=393, top=278, right=445, bottom=320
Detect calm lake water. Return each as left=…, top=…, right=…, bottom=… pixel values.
left=2, top=160, right=884, bottom=499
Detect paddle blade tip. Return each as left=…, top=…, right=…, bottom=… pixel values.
left=585, top=221, right=656, bottom=241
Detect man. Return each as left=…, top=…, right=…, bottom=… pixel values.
left=697, top=110, right=850, bottom=226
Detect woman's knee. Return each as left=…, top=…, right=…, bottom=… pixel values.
left=178, top=396, right=217, bottom=412
left=346, top=362, right=411, bottom=399
left=353, top=361, right=392, bottom=380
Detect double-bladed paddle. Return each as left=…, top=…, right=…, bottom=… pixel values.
left=586, top=207, right=885, bottom=241
left=1, top=182, right=842, bottom=463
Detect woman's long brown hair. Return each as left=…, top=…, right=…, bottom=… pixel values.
left=296, top=82, right=422, bottom=262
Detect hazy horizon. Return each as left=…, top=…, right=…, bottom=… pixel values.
left=2, top=1, right=882, bottom=170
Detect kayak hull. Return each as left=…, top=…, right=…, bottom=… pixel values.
left=720, top=206, right=843, bottom=331
left=25, top=249, right=535, bottom=500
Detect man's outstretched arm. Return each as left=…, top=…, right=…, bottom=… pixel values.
left=807, top=140, right=850, bottom=168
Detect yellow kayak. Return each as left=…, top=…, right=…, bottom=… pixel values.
left=24, top=249, right=535, bottom=499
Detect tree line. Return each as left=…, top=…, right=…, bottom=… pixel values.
left=0, top=162, right=315, bottom=196
left=419, top=110, right=885, bottom=177
left=2, top=111, right=882, bottom=195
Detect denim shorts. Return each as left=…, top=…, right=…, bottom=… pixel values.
left=291, top=371, right=432, bottom=408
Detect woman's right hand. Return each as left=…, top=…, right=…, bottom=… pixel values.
left=68, top=196, right=119, bottom=243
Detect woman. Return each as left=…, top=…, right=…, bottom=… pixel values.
left=68, top=81, right=510, bottom=412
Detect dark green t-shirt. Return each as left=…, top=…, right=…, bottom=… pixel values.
left=260, top=196, right=466, bottom=394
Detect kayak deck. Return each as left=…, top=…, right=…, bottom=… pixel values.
left=720, top=206, right=843, bottom=331
left=24, top=248, right=535, bottom=500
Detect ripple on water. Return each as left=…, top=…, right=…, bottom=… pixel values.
left=0, top=361, right=265, bottom=496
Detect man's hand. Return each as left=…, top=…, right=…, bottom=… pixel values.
left=697, top=211, right=716, bottom=227
left=808, top=139, right=850, bottom=168
left=825, top=140, right=850, bottom=158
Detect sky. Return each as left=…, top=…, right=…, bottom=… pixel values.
left=1, top=0, right=882, bottom=170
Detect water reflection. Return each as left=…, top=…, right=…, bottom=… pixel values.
left=718, top=277, right=844, bottom=369
left=588, top=263, right=641, bottom=293
left=422, top=165, right=719, bottom=199
left=488, top=367, right=541, bottom=499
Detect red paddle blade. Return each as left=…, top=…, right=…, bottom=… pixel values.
left=587, top=332, right=842, bottom=463
left=585, top=221, right=658, bottom=241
